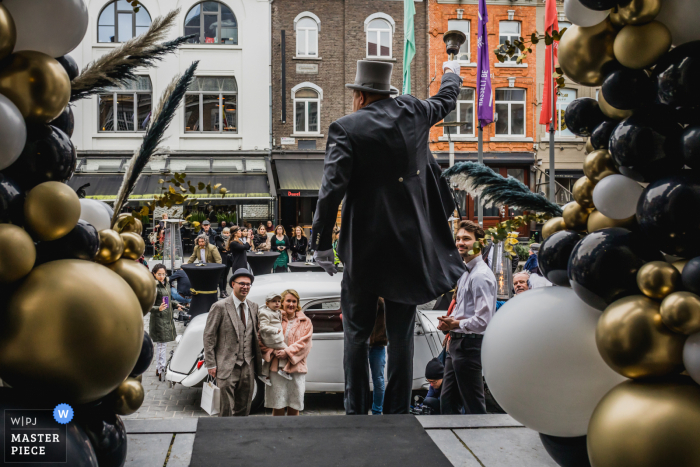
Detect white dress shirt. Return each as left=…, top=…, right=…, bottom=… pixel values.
left=200, top=248, right=206, bottom=263
left=452, top=256, right=497, bottom=334
left=231, top=294, right=251, bottom=325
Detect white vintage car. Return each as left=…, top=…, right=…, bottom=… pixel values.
left=166, top=272, right=445, bottom=411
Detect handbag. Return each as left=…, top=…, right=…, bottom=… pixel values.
left=200, top=375, right=220, bottom=416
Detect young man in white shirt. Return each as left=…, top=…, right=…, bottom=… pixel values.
left=437, top=220, right=497, bottom=414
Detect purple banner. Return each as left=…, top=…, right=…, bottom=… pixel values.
left=476, top=0, right=493, bottom=127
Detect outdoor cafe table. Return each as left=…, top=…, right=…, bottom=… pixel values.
left=246, top=251, right=280, bottom=276
left=181, top=263, right=226, bottom=318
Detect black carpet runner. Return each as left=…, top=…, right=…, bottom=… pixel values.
left=189, top=414, right=452, bottom=467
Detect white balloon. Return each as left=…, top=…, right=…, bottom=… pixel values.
left=657, top=0, right=700, bottom=46
left=0, top=94, right=26, bottom=170
left=4, top=0, right=88, bottom=58
left=482, top=287, right=626, bottom=437
left=564, top=0, right=610, bottom=28
left=79, top=199, right=111, bottom=232
left=683, top=333, right=700, bottom=385
left=97, top=201, right=114, bottom=221
left=592, top=174, right=644, bottom=220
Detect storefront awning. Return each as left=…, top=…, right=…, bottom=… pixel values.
left=67, top=174, right=272, bottom=203
left=275, top=160, right=324, bottom=197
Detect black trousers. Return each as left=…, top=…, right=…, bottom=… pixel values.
left=440, top=335, right=486, bottom=415
left=218, top=264, right=230, bottom=295
left=341, top=276, right=415, bottom=415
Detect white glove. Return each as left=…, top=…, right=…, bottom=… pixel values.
left=443, top=60, right=460, bottom=76
left=314, top=249, right=337, bottom=276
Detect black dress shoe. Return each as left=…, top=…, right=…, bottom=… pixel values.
left=220, top=292, right=228, bottom=299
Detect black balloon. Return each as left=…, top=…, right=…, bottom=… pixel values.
left=35, top=220, right=100, bottom=264
left=590, top=120, right=618, bottom=150
left=608, top=105, right=684, bottom=182
left=539, top=230, right=584, bottom=287
left=539, top=433, right=591, bottom=467
left=602, top=67, right=654, bottom=110
left=50, top=106, right=75, bottom=138
left=682, top=257, right=700, bottom=296
left=56, top=55, right=79, bottom=82
left=637, top=174, right=700, bottom=258
left=130, top=331, right=154, bottom=377
left=564, top=98, right=605, bottom=137
left=80, top=412, right=127, bottom=467
left=681, top=125, right=700, bottom=170
left=0, top=173, right=23, bottom=224
left=653, top=41, right=700, bottom=112
left=0, top=125, right=76, bottom=191
left=578, top=0, right=618, bottom=10
left=569, top=228, right=662, bottom=310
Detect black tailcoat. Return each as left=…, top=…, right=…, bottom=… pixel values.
left=311, top=73, right=466, bottom=305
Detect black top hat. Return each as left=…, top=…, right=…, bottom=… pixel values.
left=345, top=60, right=398, bottom=95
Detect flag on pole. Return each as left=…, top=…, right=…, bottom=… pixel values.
left=539, top=0, right=559, bottom=131
left=402, top=0, right=416, bottom=95
left=476, top=0, right=493, bottom=127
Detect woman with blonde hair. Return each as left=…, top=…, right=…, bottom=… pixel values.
left=260, top=289, right=313, bottom=416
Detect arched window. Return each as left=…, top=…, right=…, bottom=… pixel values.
left=184, top=1, right=238, bottom=45
left=295, top=14, right=320, bottom=58
left=98, top=76, right=153, bottom=132
left=293, top=84, right=321, bottom=134
left=185, top=77, right=238, bottom=133
left=98, top=0, right=152, bottom=43
left=366, top=18, right=392, bottom=58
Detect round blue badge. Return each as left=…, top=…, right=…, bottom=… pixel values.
left=53, top=404, right=73, bottom=424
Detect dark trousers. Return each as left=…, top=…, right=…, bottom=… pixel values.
left=218, top=264, right=230, bottom=295
left=440, top=335, right=486, bottom=415
left=423, top=396, right=440, bottom=415
left=341, top=277, right=415, bottom=415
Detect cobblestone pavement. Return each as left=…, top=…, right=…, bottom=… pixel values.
left=126, top=318, right=345, bottom=420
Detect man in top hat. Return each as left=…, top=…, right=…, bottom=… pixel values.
left=203, top=268, right=262, bottom=416
left=311, top=59, right=466, bottom=414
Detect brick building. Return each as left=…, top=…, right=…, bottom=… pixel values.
left=270, top=0, right=428, bottom=232
left=428, top=0, right=539, bottom=234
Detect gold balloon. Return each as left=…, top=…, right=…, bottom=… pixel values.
left=0, top=4, right=16, bottom=61
left=113, top=213, right=143, bottom=235
left=585, top=138, right=594, bottom=154
left=608, top=8, right=627, bottom=29
left=637, top=261, right=682, bottom=300
left=0, top=51, right=70, bottom=123
left=0, top=224, right=35, bottom=283
left=96, top=229, right=124, bottom=264
left=673, top=260, right=689, bottom=273
left=107, top=259, right=157, bottom=315
left=587, top=210, right=636, bottom=232
left=563, top=202, right=593, bottom=231
left=614, top=21, right=672, bottom=70
left=617, top=0, right=661, bottom=25
left=24, top=181, right=81, bottom=241
left=588, top=378, right=700, bottom=467
left=598, top=90, right=634, bottom=120
left=573, top=176, right=596, bottom=209
left=557, top=19, right=617, bottom=86
left=120, top=232, right=145, bottom=261
left=660, top=292, right=700, bottom=335
left=0, top=260, right=143, bottom=404
left=108, top=378, right=144, bottom=416
left=584, top=149, right=618, bottom=183
left=134, top=374, right=143, bottom=383
left=542, top=216, right=567, bottom=240
left=596, top=295, right=686, bottom=379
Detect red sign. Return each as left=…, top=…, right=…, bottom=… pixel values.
left=287, top=191, right=301, bottom=197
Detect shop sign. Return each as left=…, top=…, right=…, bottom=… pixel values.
left=280, top=137, right=295, bottom=145
left=296, top=63, right=318, bottom=74
left=287, top=191, right=301, bottom=197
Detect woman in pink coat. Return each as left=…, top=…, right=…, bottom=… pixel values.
left=260, top=289, right=313, bottom=416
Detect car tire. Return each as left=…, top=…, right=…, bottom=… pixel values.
left=251, top=376, right=265, bottom=413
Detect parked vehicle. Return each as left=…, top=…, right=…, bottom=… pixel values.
left=165, top=272, right=445, bottom=412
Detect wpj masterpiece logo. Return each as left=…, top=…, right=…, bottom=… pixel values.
left=3, top=404, right=72, bottom=463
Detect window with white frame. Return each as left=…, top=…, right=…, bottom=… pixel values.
left=447, top=20, right=470, bottom=62
left=294, top=88, right=320, bottom=134
left=367, top=18, right=392, bottom=58
left=98, top=76, right=152, bottom=132
left=184, top=77, right=238, bottom=133
left=98, top=0, right=151, bottom=43
left=296, top=16, right=319, bottom=57
left=499, top=21, right=521, bottom=62
left=184, top=1, right=238, bottom=45
left=443, top=88, right=475, bottom=137
left=495, top=88, right=526, bottom=137
left=556, top=88, right=577, bottom=137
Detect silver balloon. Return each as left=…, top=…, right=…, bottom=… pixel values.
left=0, top=94, right=26, bottom=171
left=592, top=174, right=644, bottom=220
left=657, top=0, right=700, bottom=46
left=565, top=0, right=611, bottom=27
left=79, top=199, right=111, bottom=232
left=684, top=333, right=700, bottom=385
